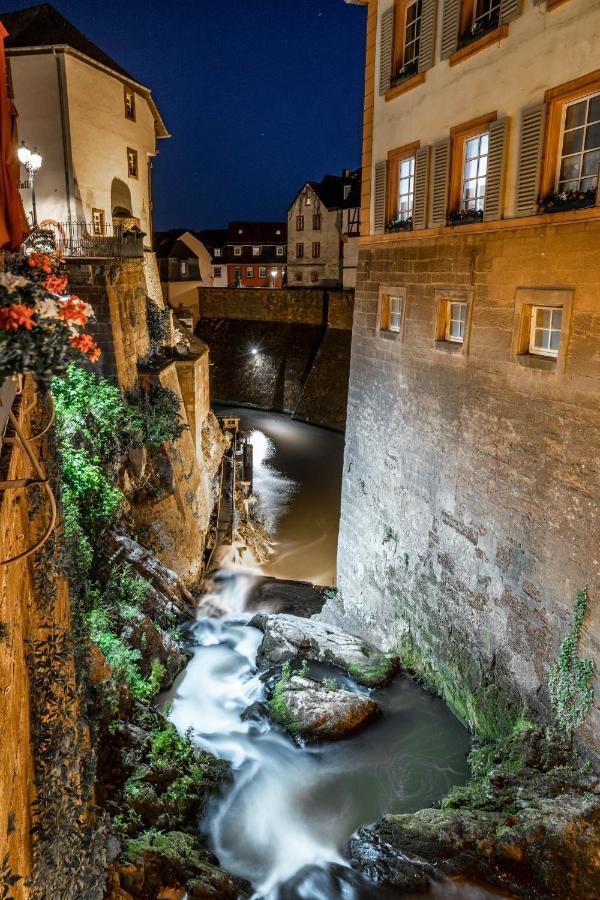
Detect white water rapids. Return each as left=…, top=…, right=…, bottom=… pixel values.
left=167, top=410, right=490, bottom=899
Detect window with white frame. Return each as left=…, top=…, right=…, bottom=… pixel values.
left=529, top=306, right=562, bottom=358
left=462, top=132, right=488, bottom=212
left=214, top=267, right=222, bottom=278
left=398, top=155, right=416, bottom=221
left=445, top=301, right=467, bottom=343
left=214, top=248, right=222, bottom=257
left=180, top=260, right=188, bottom=275
left=234, top=246, right=242, bottom=256
left=246, top=266, right=254, bottom=278
left=91, top=208, right=104, bottom=236
left=473, top=0, right=501, bottom=29
left=259, top=266, right=266, bottom=277
left=403, top=0, right=422, bottom=67
left=381, top=294, right=403, bottom=333
left=253, top=246, right=261, bottom=256
left=276, top=246, right=285, bottom=256
left=558, top=92, right=600, bottom=194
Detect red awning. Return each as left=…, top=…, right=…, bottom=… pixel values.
left=0, top=20, right=29, bottom=251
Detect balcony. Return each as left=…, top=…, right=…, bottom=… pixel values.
left=23, top=221, right=145, bottom=259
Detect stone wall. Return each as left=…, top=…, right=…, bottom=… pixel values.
left=195, top=287, right=355, bottom=431
left=337, top=219, right=600, bottom=755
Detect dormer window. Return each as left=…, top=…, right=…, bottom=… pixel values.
left=234, top=246, right=242, bottom=256
left=124, top=88, right=136, bottom=120
left=344, top=185, right=351, bottom=200
left=214, top=248, right=222, bottom=257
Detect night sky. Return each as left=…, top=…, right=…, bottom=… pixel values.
left=3, top=0, right=367, bottom=229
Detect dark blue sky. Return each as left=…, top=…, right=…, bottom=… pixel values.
left=6, top=0, right=366, bottom=229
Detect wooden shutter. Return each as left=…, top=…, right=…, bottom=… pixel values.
left=499, top=0, right=521, bottom=24
left=515, top=104, right=546, bottom=217
left=374, top=161, right=388, bottom=234
left=430, top=139, right=451, bottom=228
left=483, top=118, right=509, bottom=222
left=413, top=146, right=431, bottom=230
left=440, top=0, right=460, bottom=61
left=379, top=6, right=394, bottom=97
left=418, top=0, right=437, bottom=73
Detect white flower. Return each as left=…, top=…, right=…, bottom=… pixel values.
left=0, top=272, right=30, bottom=294
left=36, top=297, right=60, bottom=320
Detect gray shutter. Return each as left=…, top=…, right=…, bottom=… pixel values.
left=418, top=0, right=436, bottom=73
left=430, top=139, right=451, bottom=228
left=499, top=0, right=521, bottom=25
left=483, top=118, right=509, bottom=222
left=515, top=104, right=546, bottom=217
left=374, top=161, right=388, bottom=234
left=379, top=6, right=394, bottom=96
left=413, top=146, right=431, bottom=230
left=440, top=0, right=460, bottom=61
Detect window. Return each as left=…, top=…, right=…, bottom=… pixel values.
left=127, top=148, right=138, bottom=178
left=313, top=214, right=321, bottom=230
left=234, top=266, right=242, bottom=277
left=305, top=195, right=312, bottom=206
left=180, top=260, right=188, bottom=276
left=398, top=155, right=416, bottom=221
left=462, top=132, right=488, bottom=212
left=296, top=243, right=304, bottom=258
left=529, top=306, right=562, bottom=358
left=344, top=184, right=351, bottom=201
left=294, top=272, right=303, bottom=282
left=312, top=242, right=321, bottom=258
left=253, top=246, right=261, bottom=256
left=91, top=208, right=105, bottom=236
left=386, top=142, right=419, bottom=226
left=246, top=266, right=254, bottom=278
left=472, top=0, right=500, bottom=30
left=445, top=301, right=467, bottom=343
left=381, top=293, right=403, bottom=333
left=124, top=88, right=136, bottom=120
left=214, top=248, right=222, bottom=257
left=259, top=266, right=266, bottom=278
left=214, top=267, right=222, bottom=278
left=557, top=92, right=600, bottom=194
left=234, top=246, right=242, bottom=256
left=297, top=215, right=304, bottom=231
left=309, top=272, right=318, bottom=283
left=402, top=0, right=422, bottom=67
left=276, top=246, right=285, bottom=256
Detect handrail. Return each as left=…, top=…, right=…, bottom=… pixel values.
left=0, top=392, right=57, bottom=566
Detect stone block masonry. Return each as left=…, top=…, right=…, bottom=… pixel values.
left=196, top=287, right=355, bottom=432
left=337, top=219, right=600, bottom=757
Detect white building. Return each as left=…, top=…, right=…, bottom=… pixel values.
left=2, top=3, right=169, bottom=244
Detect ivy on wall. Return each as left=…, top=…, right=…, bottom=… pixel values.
left=548, top=587, right=595, bottom=734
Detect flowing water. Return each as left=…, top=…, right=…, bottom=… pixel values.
left=168, top=408, right=483, bottom=899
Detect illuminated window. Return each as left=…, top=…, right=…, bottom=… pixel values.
left=462, top=132, right=488, bottom=212
left=305, top=195, right=312, bottom=206
left=296, top=215, right=304, bottom=231
left=557, top=92, right=600, bottom=193
left=253, top=246, right=261, bottom=256
left=381, top=293, right=403, bottom=333
left=276, top=246, right=285, bottom=256
left=127, top=148, right=138, bottom=178
left=403, top=0, right=422, bottom=66
left=529, top=306, right=562, bottom=358
left=398, top=155, right=415, bottom=221
left=214, top=248, right=222, bottom=257
left=445, top=301, right=467, bottom=343
left=245, top=266, right=253, bottom=278
left=91, top=208, right=104, bottom=236
left=234, top=246, right=242, bottom=256
left=296, top=243, right=304, bottom=258
left=473, top=0, right=500, bottom=29
left=214, top=267, right=222, bottom=278
left=124, top=88, right=136, bottom=120
left=313, top=214, right=321, bottom=230
left=180, top=260, right=188, bottom=275
left=312, top=242, right=321, bottom=258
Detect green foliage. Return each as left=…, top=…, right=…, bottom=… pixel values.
left=548, top=588, right=595, bottom=734
left=126, top=383, right=188, bottom=447
left=321, top=676, right=338, bottom=692
left=146, top=300, right=170, bottom=354
left=87, top=607, right=164, bottom=702
left=149, top=722, right=195, bottom=768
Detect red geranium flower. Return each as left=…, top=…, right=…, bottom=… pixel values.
left=71, top=333, right=101, bottom=362
left=44, top=274, right=69, bottom=295
left=58, top=296, right=89, bottom=325
left=28, top=252, right=55, bottom=275
left=0, top=304, right=37, bottom=331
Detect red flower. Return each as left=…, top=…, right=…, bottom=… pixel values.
left=0, top=304, right=37, bottom=331
left=28, top=252, right=55, bottom=275
left=71, top=332, right=101, bottom=362
left=44, top=274, right=69, bottom=295
left=58, top=296, right=89, bottom=325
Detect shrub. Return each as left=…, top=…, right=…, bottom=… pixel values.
left=126, top=383, right=188, bottom=447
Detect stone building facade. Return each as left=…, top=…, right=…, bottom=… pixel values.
left=339, top=0, right=600, bottom=755
left=287, top=170, right=361, bottom=288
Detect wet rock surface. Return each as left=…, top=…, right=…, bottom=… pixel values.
left=250, top=612, right=400, bottom=687
left=349, top=725, right=600, bottom=899
left=246, top=576, right=326, bottom=618
left=269, top=674, right=379, bottom=740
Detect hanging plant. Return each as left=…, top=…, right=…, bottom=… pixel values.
left=540, top=189, right=596, bottom=214
left=0, top=229, right=101, bottom=389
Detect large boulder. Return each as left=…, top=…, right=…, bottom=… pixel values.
left=269, top=674, right=378, bottom=740
left=250, top=613, right=399, bottom=687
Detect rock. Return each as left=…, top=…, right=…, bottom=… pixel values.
left=250, top=612, right=399, bottom=687
left=246, top=576, right=326, bottom=618
left=269, top=674, right=378, bottom=740
left=128, top=445, right=147, bottom=481
left=120, top=610, right=187, bottom=683
left=349, top=725, right=600, bottom=899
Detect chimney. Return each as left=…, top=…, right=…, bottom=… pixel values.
left=342, top=168, right=350, bottom=177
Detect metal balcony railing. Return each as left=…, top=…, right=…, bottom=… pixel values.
left=24, top=221, right=145, bottom=259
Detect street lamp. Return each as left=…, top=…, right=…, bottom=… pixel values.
left=17, top=142, right=43, bottom=226
left=270, top=267, right=278, bottom=287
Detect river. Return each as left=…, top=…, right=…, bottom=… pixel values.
left=168, top=408, right=485, bottom=899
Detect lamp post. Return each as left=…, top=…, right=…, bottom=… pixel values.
left=270, top=267, right=278, bottom=288
left=17, top=142, right=43, bottom=227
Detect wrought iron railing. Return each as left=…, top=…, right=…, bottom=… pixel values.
left=23, top=221, right=145, bottom=259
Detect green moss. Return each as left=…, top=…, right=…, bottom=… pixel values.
left=347, top=656, right=396, bottom=687
left=548, top=587, right=595, bottom=734
left=268, top=662, right=301, bottom=735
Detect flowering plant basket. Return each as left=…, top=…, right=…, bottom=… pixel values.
left=448, top=208, right=484, bottom=226
left=0, top=229, right=101, bottom=389
left=391, top=60, right=418, bottom=87
left=386, top=216, right=413, bottom=233
left=540, top=189, right=597, bottom=214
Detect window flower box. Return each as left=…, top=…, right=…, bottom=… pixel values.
left=539, top=190, right=597, bottom=214
left=459, top=14, right=500, bottom=49
left=391, top=60, right=419, bottom=88
left=386, top=216, right=413, bottom=233
left=448, top=209, right=484, bottom=226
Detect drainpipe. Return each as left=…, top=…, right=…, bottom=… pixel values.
left=54, top=49, right=73, bottom=225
